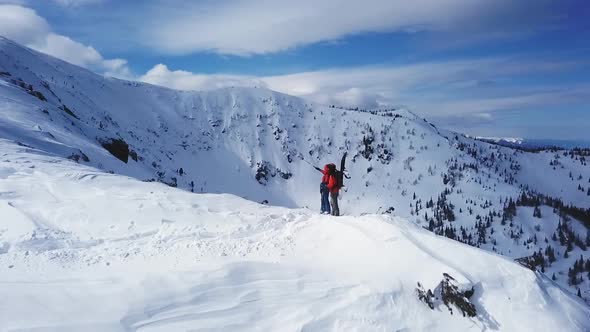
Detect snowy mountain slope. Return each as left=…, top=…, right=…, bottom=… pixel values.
left=1, top=139, right=589, bottom=331
left=0, top=35, right=484, bottom=213
left=1, top=35, right=590, bottom=310
left=3, top=35, right=587, bottom=212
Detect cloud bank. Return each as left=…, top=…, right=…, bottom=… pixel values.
left=0, top=4, right=130, bottom=78
left=140, top=58, right=590, bottom=124
left=143, top=0, right=557, bottom=55
left=0, top=1, right=587, bottom=138
left=52, top=0, right=103, bottom=6
left=140, top=64, right=266, bottom=91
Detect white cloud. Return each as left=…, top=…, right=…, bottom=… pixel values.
left=327, top=88, right=381, bottom=109
left=143, top=0, right=523, bottom=55
left=138, top=58, right=590, bottom=122
left=52, top=0, right=104, bottom=7
left=140, top=64, right=266, bottom=91
left=416, top=86, right=590, bottom=116
left=35, top=33, right=102, bottom=66
left=0, top=5, right=49, bottom=45
left=0, top=4, right=131, bottom=78
left=0, top=0, right=27, bottom=4
left=101, top=58, right=131, bottom=78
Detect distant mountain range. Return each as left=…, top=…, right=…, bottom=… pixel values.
left=475, top=136, right=590, bottom=150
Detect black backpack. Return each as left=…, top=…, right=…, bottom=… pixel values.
left=326, top=163, right=336, bottom=175
left=326, top=153, right=347, bottom=190
left=326, top=164, right=342, bottom=189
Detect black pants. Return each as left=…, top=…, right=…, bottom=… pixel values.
left=330, top=192, right=340, bottom=216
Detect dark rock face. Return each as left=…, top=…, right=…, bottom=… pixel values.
left=416, top=273, right=477, bottom=318
left=416, top=282, right=435, bottom=309
left=67, top=150, right=90, bottom=163
left=439, top=273, right=476, bottom=317
left=99, top=138, right=130, bottom=163
left=255, top=161, right=292, bottom=185
left=60, top=104, right=79, bottom=119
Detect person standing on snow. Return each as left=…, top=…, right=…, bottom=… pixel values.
left=313, top=153, right=346, bottom=216
left=315, top=164, right=331, bottom=214
left=326, top=164, right=341, bottom=216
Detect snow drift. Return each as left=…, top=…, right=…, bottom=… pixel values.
left=1, top=140, right=589, bottom=331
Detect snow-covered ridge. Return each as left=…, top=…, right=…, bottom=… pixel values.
left=1, top=36, right=590, bottom=329
left=1, top=140, right=589, bottom=331
left=0, top=34, right=450, bottom=212
left=475, top=136, right=525, bottom=144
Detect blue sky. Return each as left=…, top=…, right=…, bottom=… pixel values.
left=1, top=0, right=589, bottom=140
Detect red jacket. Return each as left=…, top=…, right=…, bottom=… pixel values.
left=326, top=173, right=339, bottom=194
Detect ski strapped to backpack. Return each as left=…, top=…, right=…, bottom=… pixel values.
left=339, top=152, right=347, bottom=189
left=325, top=153, right=347, bottom=190
left=308, top=153, right=348, bottom=190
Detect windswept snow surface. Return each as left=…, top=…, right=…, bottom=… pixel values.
left=0, top=140, right=589, bottom=331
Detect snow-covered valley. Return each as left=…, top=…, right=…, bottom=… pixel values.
left=1, top=36, right=590, bottom=330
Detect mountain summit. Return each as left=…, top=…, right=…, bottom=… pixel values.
left=1, top=36, right=590, bottom=331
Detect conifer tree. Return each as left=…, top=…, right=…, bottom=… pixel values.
left=533, top=206, right=542, bottom=218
